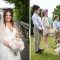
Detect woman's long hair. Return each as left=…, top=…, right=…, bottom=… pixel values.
left=3, top=8, right=20, bottom=37
left=3, top=8, right=15, bottom=27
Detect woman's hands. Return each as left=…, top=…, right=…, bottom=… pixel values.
left=3, top=40, right=11, bottom=49
left=46, top=25, right=52, bottom=29
left=58, top=30, right=60, bottom=32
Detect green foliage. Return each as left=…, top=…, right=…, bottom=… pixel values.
left=52, top=4, right=60, bottom=21
left=39, top=9, right=43, bottom=17
left=48, top=17, right=53, bottom=27
left=3, top=0, right=29, bottom=23
left=31, top=7, right=34, bottom=35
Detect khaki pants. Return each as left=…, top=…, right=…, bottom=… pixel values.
left=55, top=32, right=60, bottom=43
left=33, top=26, right=41, bottom=52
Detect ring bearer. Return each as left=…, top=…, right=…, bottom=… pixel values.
left=53, top=15, right=60, bottom=43
left=32, top=5, right=44, bottom=53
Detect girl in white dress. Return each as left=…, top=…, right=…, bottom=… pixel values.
left=0, top=8, right=21, bottom=60
left=42, top=9, right=52, bottom=47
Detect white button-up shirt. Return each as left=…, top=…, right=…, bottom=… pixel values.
left=53, top=20, right=60, bottom=32
left=32, top=13, right=43, bottom=30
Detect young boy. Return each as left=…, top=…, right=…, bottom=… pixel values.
left=53, top=15, right=60, bottom=43
left=32, top=5, right=44, bottom=53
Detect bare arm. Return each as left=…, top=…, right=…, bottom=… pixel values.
left=3, top=40, right=10, bottom=48
left=16, top=31, right=20, bottom=38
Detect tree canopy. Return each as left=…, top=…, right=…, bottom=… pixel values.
left=3, top=0, right=29, bottom=23
left=52, top=4, right=60, bottom=21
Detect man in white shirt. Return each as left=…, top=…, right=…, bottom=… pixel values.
left=32, top=5, right=44, bottom=53
left=53, top=15, right=60, bottom=43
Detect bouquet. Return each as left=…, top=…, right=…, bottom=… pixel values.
left=9, top=38, right=25, bottom=56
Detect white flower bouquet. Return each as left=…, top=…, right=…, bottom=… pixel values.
left=9, top=38, right=25, bottom=56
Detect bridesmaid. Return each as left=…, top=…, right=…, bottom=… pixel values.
left=42, top=9, right=52, bottom=47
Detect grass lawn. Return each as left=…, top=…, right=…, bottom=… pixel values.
left=31, top=36, right=60, bottom=60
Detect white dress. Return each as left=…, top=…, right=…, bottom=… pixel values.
left=42, top=17, right=50, bottom=35
left=0, top=26, right=21, bottom=60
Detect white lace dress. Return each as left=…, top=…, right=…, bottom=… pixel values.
left=0, top=26, right=21, bottom=60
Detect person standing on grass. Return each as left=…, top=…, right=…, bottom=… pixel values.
left=53, top=15, right=60, bottom=44
left=32, top=5, right=44, bottom=53
left=42, top=9, right=52, bottom=47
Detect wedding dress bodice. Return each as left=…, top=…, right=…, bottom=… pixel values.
left=3, top=26, right=17, bottom=43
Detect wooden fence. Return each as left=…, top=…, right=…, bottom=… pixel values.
left=16, top=21, right=29, bottom=42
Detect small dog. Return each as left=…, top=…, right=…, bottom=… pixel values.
left=55, top=38, right=60, bottom=54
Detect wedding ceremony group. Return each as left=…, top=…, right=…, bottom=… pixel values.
left=1, top=0, right=60, bottom=60
left=30, top=0, right=60, bottom=60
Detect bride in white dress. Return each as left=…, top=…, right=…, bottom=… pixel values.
left=0, top=8, right=21, bottom=60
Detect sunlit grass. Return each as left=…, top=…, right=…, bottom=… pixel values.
left=31, top=36, right=60, bottom=60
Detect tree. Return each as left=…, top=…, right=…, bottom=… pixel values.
left=3, top=0, right=29, bottom=23
left=52, top=4, right=60, bottom=21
